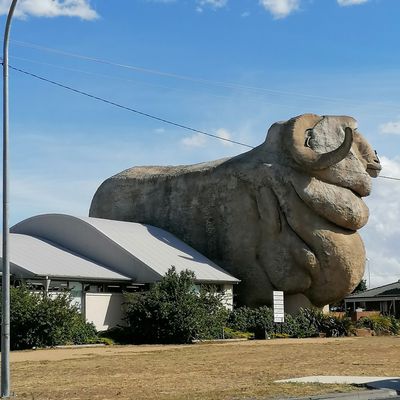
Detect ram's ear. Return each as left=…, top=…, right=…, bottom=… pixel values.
left=288, top=114, right=353, bottom=171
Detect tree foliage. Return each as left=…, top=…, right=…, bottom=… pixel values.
left=123, top=267, right=228, bottom=344
left=0, top=286, right=97, bottom=350
left=352, top=279, right=368, bottom=294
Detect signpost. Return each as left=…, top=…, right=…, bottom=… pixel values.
left=273, top=290, right=285, bottom=323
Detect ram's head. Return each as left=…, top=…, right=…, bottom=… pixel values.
left=259, top=114, right=381, bottom=306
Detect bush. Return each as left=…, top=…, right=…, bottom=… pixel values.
left=227, top=306, right=255, bottom=332
left=252, top=306, right=275, bottom=339
left=0, top=286, right=97, bottom=350
left=285, top=309, right=318, bottom=338
left=389, top=316, right=400, bottom=335
left=356, top=315, right=399, bottom=335
left=227, top=306, right=273, bottom=339
left=197, top=287, right=229, bottom=340
left=223, top=327, right=254, bottom=339
left=300, top=308, right=351, bottom=337
left=123, top=267, right=228, bottom=344
left=228, top=307, right=352, bottom=339
left=98, top=326, right=132, bottom=345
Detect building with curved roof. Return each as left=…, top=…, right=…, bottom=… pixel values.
left=1, top=214, right=239, bottom=330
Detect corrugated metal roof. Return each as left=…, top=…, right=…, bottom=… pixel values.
left=0, top=233, right=130, bottom=281
left=345, top=280, right=400, bottom=299
left=80, top=217, right=239, bottom=283
left=10, top=214, right=239, bottom=283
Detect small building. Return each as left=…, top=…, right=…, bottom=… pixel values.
left=344, top=280, right=400, bottom=318
left=0, top=214, right=239, bottom=330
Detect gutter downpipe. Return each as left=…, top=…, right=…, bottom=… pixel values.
left=2, top=0, right=18, bottom=397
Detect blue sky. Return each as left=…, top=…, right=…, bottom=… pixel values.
left=1, top=0, right=399, bottom=287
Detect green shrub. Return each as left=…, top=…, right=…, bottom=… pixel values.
left=228, top=307, right=319, bottom=339
left=270, top=333, right=290, bottom=339
left=97, top=337, right=115, bottom=346
left=227, top=306, right=256, bottom=332
left=228, top=306, right=275, bottom=339
left=197, top=287, right=229, bottom=340
left=123, top=267, right=228, bottom=344
left=287, top=309, right=319, bottom=338
left=274, top=311, right=316, bottom=338
left=252, top=306, right=275, bottom=339
left=0, top=286, right=97, bottom=350
left=223, top=327, right=254, bottom=340
left=98, top=326, right=132, bottom=345
left=300, top=308, right=351, bottom=337
left=356, top=315, right=399, bottom=335
left=389, top=316, right=400, bottom=335
left=228, top=307, right=353, bottom=339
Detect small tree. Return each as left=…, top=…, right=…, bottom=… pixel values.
left=124, top=267, right=228, bottom=344
left=353, top=279, right=368, bottom=294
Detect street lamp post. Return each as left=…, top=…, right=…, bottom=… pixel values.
left=366, top=257, right=371, bottom=289
left=2, top=0, right=18, bottom=397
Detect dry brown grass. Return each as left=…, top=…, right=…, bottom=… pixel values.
left=7, top=336, right=400, bottom=399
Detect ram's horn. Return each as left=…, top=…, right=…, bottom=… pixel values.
left=288, top=114, right=353, bottom=171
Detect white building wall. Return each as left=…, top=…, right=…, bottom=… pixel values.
left=84, top=293, right=125, bottom=331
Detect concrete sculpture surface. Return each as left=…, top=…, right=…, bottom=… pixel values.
left=90, top=114, right=381, bottom=309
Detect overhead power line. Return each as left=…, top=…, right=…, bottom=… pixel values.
left=6, top=63, right=400, bottom=182
left=9, top=55, right=312, bottom=111
left=379, top=175, right=400, bottom=181
left=8, top=64, right=253, bottom=149
left=11, top=39, right=400, bottom=110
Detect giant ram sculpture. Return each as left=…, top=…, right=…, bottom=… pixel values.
left=90, top=114, right=381, bottom=309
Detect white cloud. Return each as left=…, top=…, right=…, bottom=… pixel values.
left=195, top=0, right=227, bottom=12
left=259, top=0, right=300, bottom=19
left=364, top=253, right=400, bottom=289
left=181, top=133, right=207, bottom=147
left=337, top=0, right=369, bottom=6
left=379, top=120, right=400, bottom=135
left=181, top=129, right=234, bottom=148
left=197, top=0, right=227, bottom=8
left=0, top=0, right=98, bottom=20
left=216, top=128, right=234, bottom=146
left=241, top=11, right=251, bottom=18
left=361, top=156, right=400, bottom=288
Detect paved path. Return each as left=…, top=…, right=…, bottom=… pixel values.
left=281, top=389, right=399, bottom=400
left=275, top=376, right=400, bottom=391
left=275, top=376, right=400, bottom=399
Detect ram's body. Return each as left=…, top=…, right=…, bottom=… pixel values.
left=90, top=114, right=381, bottom=308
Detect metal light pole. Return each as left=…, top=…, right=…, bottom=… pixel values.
left=366, top=257, right=371, bottom=289
left=2, top=0, right=18, bottom=397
